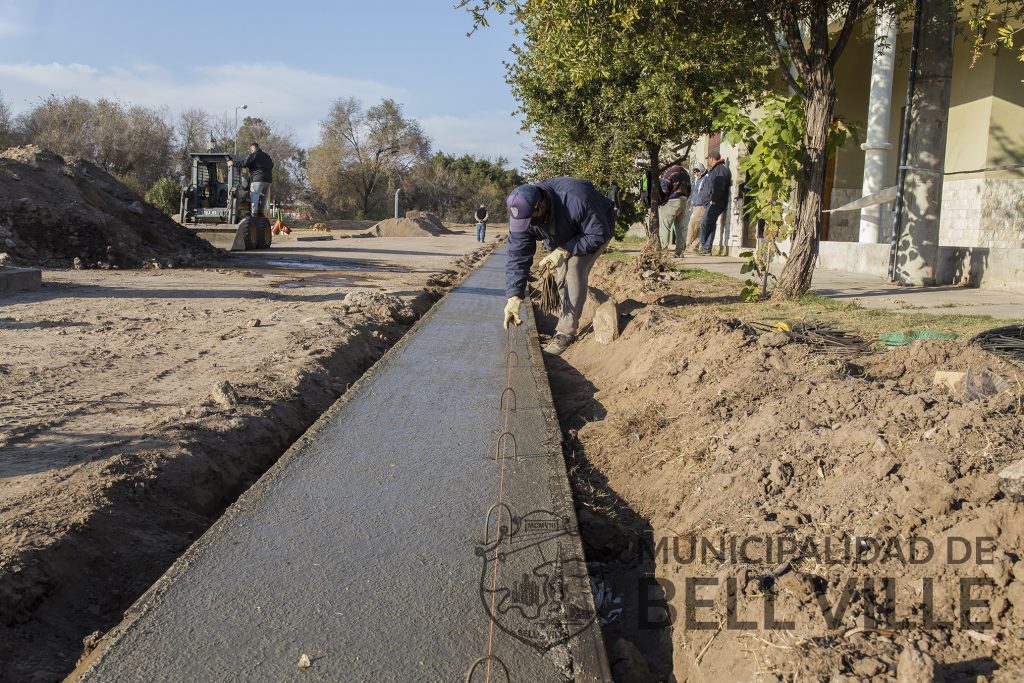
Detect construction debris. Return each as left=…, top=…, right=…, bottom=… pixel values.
left=999, top=459, right=1024, bottom=502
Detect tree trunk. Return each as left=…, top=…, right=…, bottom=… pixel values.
left=635, top=141, right=668, bottom=272
left=894, top=0, right=954, bottom=285
left=774, top=64, right=836, bottom=299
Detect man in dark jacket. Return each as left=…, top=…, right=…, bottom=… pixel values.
left=228, top=143, right=274, bottom=217
left=698, top=152, right=732, bottom=255
left=474, top=205, right=488, bottom=242
left=503, top=177, right=614, bottom=356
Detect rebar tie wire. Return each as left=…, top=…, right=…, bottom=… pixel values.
left=483, top=502, right=514, bottom=547
left=466, top=654, right=510, bottom=683
left=492, top=432, right=518, bottom=464
left=476, top=309, right=525, bottom=682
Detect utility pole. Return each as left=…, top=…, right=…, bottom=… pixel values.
left=893, top=0, right=955, bottom=286
left=234, top=104, right=248, bottom=155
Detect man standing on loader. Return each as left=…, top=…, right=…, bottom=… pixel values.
left=502, top=178, right=614, bottom=356
left=228, top=143, right=274, bottom=217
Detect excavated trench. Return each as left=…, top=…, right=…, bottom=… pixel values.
left=545, top=353, right=676, bottom=683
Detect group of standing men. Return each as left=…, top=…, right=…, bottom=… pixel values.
left=656, top=151, right=732, bottom=256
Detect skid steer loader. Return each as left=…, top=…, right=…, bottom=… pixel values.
left=177, top=153, right=272, bottom=250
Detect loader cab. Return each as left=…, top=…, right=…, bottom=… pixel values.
left=179, top=153, right=250, bottom=225
left=177, top=152, right=272, bottom=251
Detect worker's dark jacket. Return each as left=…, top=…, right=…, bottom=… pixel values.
left=237, top=149, right=274, bottom=183
left=475, top=207, right=488, bottom=222
left=505, top=177, right=614, bottom=299
left=659, top=165, right=691, bottom=201
left=704, top=161, right=732, bottom=206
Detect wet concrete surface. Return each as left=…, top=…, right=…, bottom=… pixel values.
left=74, top=247, right=608, bottom=682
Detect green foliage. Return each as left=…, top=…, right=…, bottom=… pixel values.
left=716, top=93, right=805, bottom=244
left=493, top=0, right=770, bottom=253
left=113, top=173, right=147, bottom=197
left=968, top=1, right=1024, bottom=66
left=716, top=94, right=855, bottom=300
left=145, top=177, right=182, bottom=216
left=738, top=249, right=777, bottom=302
left=403, top=152, right=525, bottom=222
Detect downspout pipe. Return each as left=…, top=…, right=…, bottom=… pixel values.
left=888, top=0, right=923, bottom=281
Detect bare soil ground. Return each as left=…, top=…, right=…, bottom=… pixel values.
left=546, top=256, right=1024, bottom=683
left=0, top=233, right=493, bottom=682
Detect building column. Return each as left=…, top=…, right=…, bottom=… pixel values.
left=859, top=10, right=898, bottom=243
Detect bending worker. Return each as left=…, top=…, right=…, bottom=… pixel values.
left=503, top=177, right=614, bottom=356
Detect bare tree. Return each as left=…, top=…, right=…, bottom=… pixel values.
left=17, top=95, right=174, bottom=190
left=0, top=92, right=13, bottom=149
left=176, top=107, right=212, bottom=174
left=309, top=97, right=431, bottom=216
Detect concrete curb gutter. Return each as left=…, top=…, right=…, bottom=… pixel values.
left=69, top=246, right=609, bottom=682
left=0, top=266, right=42, bottom=297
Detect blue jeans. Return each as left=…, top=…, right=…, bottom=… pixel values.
left=700, top=202, right=725, bottom=253
left=250, top=181, right=270, bottom=217
left=476, top=222, right=486, bottom=241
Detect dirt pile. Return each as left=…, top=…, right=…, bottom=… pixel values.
left=373, top=210, right=453, bottom=237
left=0, top=145, right=221, bottom=268
left=547, top=260, right=1024, bottom=682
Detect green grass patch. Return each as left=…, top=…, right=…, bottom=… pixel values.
left=713, top=297, right=1011, bottom=341
left=675, top=266, right=739, bottom=283
left=613, top=235, right=646, bottom=246
left=602, top=250, right=636, bottom=264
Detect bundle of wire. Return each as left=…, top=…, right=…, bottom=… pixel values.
left=745, top=319, right=871, bottom=355
left=970, top=324, right=1024, bottom=364
left=536, top=267, right=561, bottom=315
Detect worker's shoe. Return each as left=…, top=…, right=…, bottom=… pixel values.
left=543, top=332, right=575, bottom=356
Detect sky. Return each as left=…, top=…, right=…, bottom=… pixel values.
left=0, top=0, right=529, bottom=166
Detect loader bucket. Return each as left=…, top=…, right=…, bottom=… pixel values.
left=186, top=225, right=249, bottom=251
left=185, top=217, right=272, bottom=251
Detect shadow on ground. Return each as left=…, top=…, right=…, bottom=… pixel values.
left=544, top=354, right=676, bottom=683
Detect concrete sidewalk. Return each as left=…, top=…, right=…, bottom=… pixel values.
left=72, top=247, right=608, bottom=683
left=678, top=254, right=1024, bottom=320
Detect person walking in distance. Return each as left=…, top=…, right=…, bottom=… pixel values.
left=502, top=178, right=614, bottom=356
left=658, top=161, right=691, bottom=252
left=228, top=143, right=274, bottom=217
left=698, top=152, right=732, bottom=255
left=474, top=205, right=489, bottom=242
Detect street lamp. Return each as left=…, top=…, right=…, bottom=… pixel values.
left=234, top=104, right=248, bottom=155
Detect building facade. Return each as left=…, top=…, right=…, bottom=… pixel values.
left=688, top=13, right=1024, bottom=292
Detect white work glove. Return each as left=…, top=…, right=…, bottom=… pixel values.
left=538, top=247, right=570, bottom=272
left=503, top=296, right=523, bottom=329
